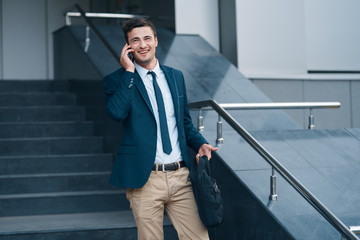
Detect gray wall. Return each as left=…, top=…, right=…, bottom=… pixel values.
left=219, top=0, right=237, bottom=66
left=0, top=0, right=3, bottom=79
left=0, top=0, right=89, bottom=80
left=143, top=0, right=175, bottom=30
left=252, top=78, right=360, bottom=129
left=2, top=0, right=48, bottom=79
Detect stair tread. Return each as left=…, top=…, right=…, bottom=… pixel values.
left=0, top=106, right=85, bottom=113
left=0, top=136, right=102, bottom=141
left=0, top=106, right=86, bottom=122
left=0, top=105, right=82, bottom=108
left=0, top=211, right=136, bottom=235
left=0, top=81, right=69, bottom=93
left=0, top=121, right=92, bottom=125
left=0, top=210, right=175, bottom=236
left=0, top=190, right=124, bottom=199
left=0, top=153, right=113, bottom=175
left=0, top=153, right=112, bottom=160
left=0, top=92, right=73, bottom=95
left=0, top=171, right=111, bottom=179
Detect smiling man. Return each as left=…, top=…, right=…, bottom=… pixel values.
left=103, top=18, right=217, bottom=240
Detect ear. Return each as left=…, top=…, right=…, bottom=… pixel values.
left=155, top=36, right=158, bottom=47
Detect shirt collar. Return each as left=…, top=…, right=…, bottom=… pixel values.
left=134, top=60, right=161, bottom=80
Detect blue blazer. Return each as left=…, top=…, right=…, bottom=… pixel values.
left=103, top=64, right=208, bottom=188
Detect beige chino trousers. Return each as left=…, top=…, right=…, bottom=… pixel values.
left=126, top=166, right=209, bottom=240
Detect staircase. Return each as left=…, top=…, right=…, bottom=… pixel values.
left=0, top=80, right=177, bottom=239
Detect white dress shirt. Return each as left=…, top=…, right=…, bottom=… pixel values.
left=134, top=61, right=182, bottom=164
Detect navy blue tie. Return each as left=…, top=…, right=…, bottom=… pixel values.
left=148, top=71, right=172, bottom=154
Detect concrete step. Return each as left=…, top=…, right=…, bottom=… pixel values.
left=84, top=106, right=107, bottom=120
left=0, top=121, right=94, bottom=138
left=0, top=137, right=103, bottom=156
left=0, top=211, right=178, bottom=240
left=76, top=92, right=104, bottom=106
left=0, top=92, right=76, bottom=106
left=69, top=79, right=103, bottom=92
left=0, top=106, right=85, bottom=122
left=0, top=153, right=113, bottom=175
left=0, top=190, right=128, bottom=217
left=0, top=171, right=116, bottom=194
left=0, top=80, right=69, bottom=92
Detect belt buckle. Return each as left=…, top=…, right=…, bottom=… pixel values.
left=162, top=164, right=170, bottom=173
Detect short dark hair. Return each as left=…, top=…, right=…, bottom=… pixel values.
left=122, top=18, right=157, bottom=43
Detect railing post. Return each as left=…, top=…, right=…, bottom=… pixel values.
left=308, top=108, right=315, bottom=129
left=197, top=109, right=204, bottom=132
left=84, top=25, right=90, bottom=52
left=269, top=167, right=278, bottom=201
left=216, top=114, right=224, bottom=144
left=65, top=12, right=71, bottom=26
left=350, top=226, right=360, bottom=235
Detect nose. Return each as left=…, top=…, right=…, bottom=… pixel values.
left=139, top=39, right=146, bottom=48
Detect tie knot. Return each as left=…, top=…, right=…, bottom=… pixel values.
left=148, top=71, right=156, bottom=80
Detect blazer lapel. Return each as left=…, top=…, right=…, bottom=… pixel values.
left=162, top=65, right=180, bottom=122
left=134, top=71, right=155, bottom=117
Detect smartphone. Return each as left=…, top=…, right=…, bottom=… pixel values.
left=125, top=39, right=134, bottom=62
left=128, top=52, right=134, bottom=62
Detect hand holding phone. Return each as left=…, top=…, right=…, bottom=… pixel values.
left=120, top=43, right=135, bottom=72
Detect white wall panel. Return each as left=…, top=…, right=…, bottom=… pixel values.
left=305, top=0, right=360, bottom=71
left=0, top=0, right=3, bottom=79
left=236, top=0, right=307, bottom=76
left=351, top=81, right=360, bottom=127
left=175, top=0, right=219, bottom=51
left=1, top=0, right=89, bottom=80
left=3, top=0, right=47, bottom=79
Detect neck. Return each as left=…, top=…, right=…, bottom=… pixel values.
left=136, top=58, right=158, bottom=71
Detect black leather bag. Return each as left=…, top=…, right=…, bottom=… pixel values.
left=190, top=155, right=223, bottom=228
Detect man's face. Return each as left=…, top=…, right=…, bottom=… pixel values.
left=127, top=26, right=158, bottom=69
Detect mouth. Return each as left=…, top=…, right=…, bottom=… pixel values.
left=138, top=49, right=150, bottom=56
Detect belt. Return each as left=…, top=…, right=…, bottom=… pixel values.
left=152, top=161, right=186, bottom=172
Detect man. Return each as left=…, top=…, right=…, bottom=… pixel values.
left=103, top=18, right=217, bottom=240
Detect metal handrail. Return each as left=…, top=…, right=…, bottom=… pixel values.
left=195, top=102, right=341, bottom=110
left=350, top=226, right=360, bottom=235
left=189, top=100, right=358, bottom=240
left=65, top=12, right=148, bottom=26
left=190, top=101, right=341, bottom=130
left=65, top=4, right=148, bottom=59
left=68, top=4, right=119, bottom=60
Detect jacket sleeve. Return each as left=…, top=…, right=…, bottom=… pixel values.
left=103, top=70, right=137, bottom=122
left=180, top=72, right=209, bottom=152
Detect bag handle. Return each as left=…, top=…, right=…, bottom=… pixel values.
left=198, top=155, right=211, bottom=176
